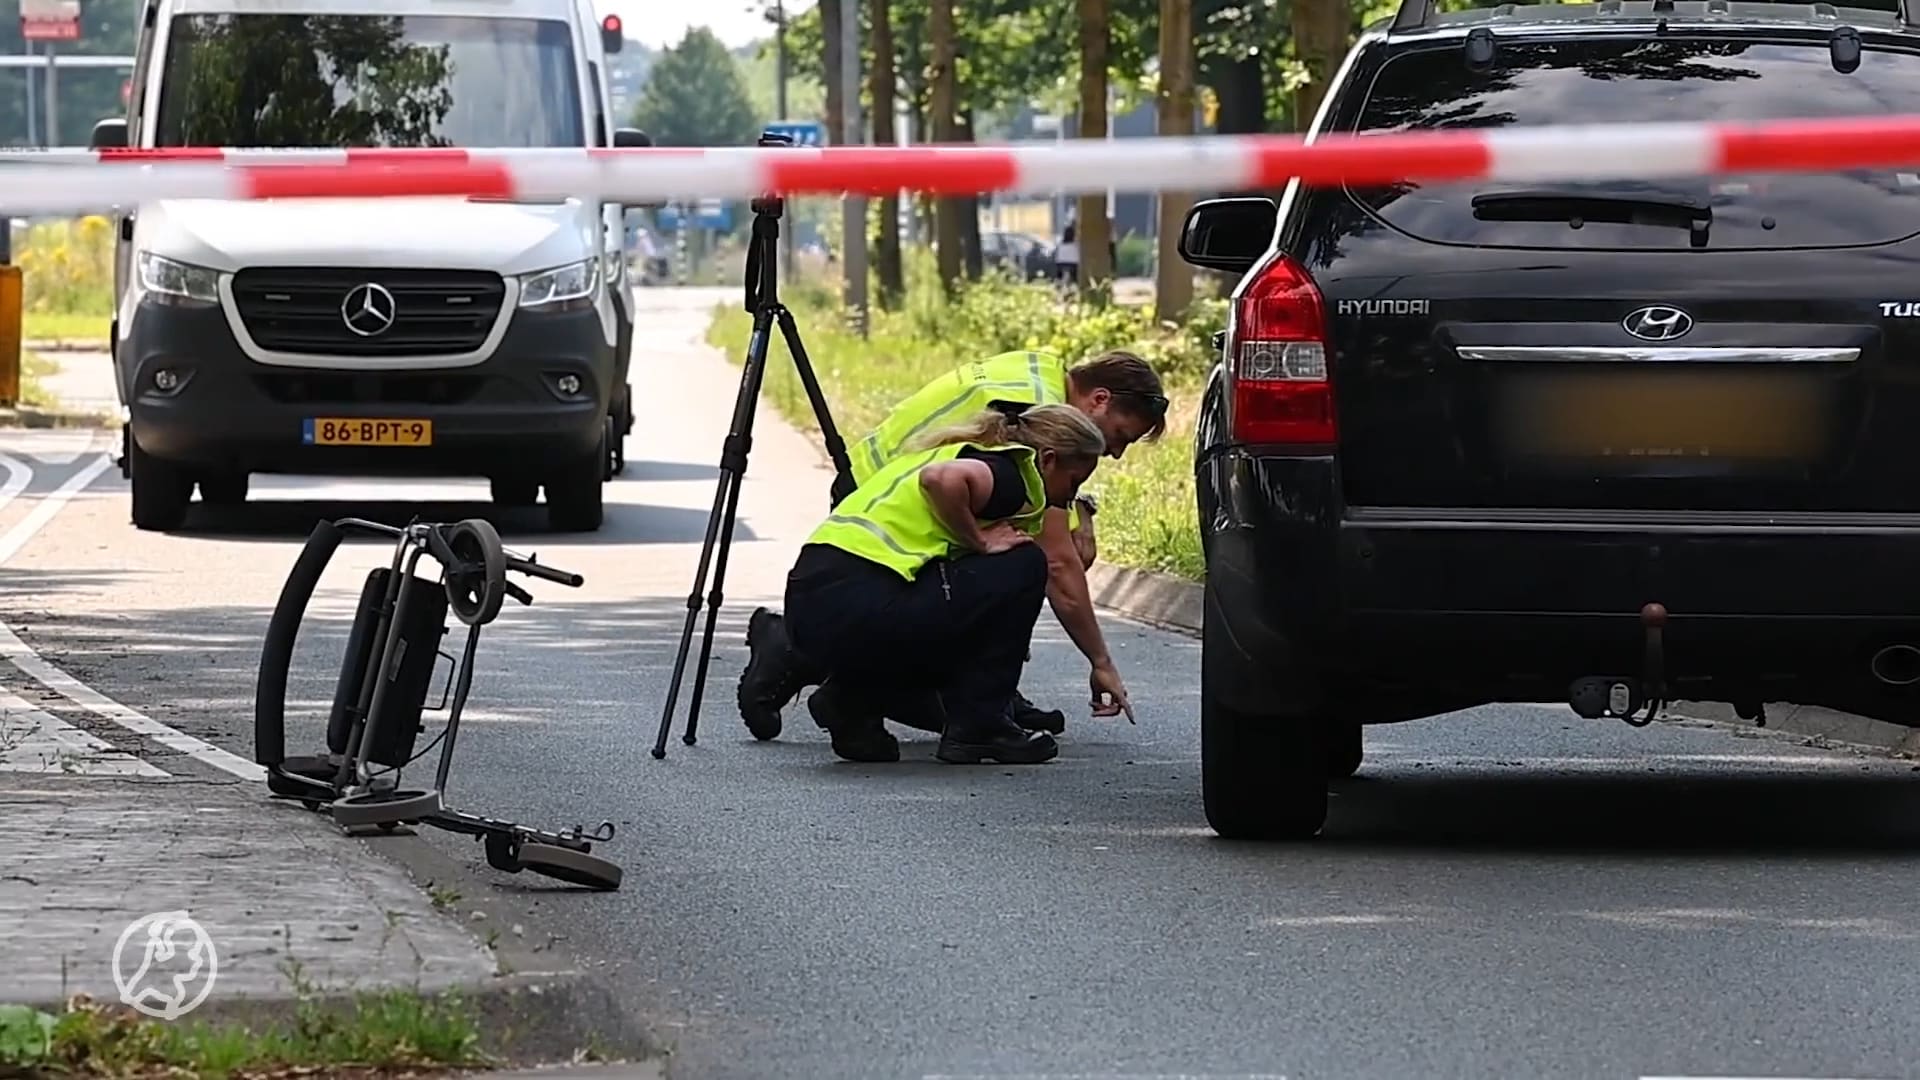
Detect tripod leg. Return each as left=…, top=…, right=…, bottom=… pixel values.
left=683, top=311, right=772, bottom=744
left=776, top=307, right=856, bottom=497
left=652, top=306, right=772, bottom=759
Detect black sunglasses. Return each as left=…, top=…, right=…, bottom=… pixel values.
left=1111, top=389, right=1170, bottom=415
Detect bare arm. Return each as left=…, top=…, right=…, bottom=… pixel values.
left=919, top=459, right=996, bottom=552
left=1037, top=506, right=1113, bottom=669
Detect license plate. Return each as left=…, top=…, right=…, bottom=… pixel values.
left=1495, top=370, right=1830, bottom=463
left=303, top=418, right=433, bottom=447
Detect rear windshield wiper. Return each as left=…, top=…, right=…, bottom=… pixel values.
left=1471, top=188, right=1713, bottom=246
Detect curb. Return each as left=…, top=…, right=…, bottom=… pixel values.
left=1080, top=562, right=1920, bottom=760
left=1086, top=562, right=1202, bottom=637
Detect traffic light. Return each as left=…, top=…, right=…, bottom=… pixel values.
left=600, top=14, right=623, bottom=54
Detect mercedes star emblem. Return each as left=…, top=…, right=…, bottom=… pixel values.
left=1621, top=305, right=1694, bottom=342
left=341, top=282, right=398, bottom=337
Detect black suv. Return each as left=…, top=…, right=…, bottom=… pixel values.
left=1179, top=0, right=1920, bottom=841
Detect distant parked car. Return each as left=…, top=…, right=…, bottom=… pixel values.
left=980, top=231, right=1054, bottom=280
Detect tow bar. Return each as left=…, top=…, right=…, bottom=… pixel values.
left=1567, top=602, right=1670, bottom=728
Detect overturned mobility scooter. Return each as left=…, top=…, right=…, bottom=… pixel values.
left=254, top=515, right=622, bottom=891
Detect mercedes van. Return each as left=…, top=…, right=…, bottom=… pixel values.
left=90, top=0, right=649, bottom=531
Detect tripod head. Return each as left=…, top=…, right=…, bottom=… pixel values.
left=743, top=128, right=795, bottom=314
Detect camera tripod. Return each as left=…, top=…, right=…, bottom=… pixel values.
left=651, top=133, right=857, bottom=759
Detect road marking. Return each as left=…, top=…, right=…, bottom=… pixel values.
left=0, top=450, right=266, bottom=782
left=0, top=687, right=168, bottom=777
left=0, top=452, right=28, bottom=515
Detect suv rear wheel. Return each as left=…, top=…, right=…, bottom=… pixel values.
left=1200, top=594, right=1329, bottom=840
left=128, top=435, right=193, bottom=532
left=490, top=477, right=538, bottom=507
left=545, top=430, right=606, bottom=532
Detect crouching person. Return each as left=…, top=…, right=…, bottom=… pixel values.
left=779, top=403, right=1118, bottom=765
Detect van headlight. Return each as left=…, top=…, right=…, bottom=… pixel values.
left=517, top=258, right=601, bottom=312
left=138, top=252, right=219, bottom=307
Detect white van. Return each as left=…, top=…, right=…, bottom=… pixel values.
left=90, top=0, right=649, bottom=531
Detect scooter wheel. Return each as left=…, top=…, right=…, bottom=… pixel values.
left=516, top=842, right=623, bottom=891
left=445, top=518, right=507, bottom=627
left=330, top=788, right=441, bottom=828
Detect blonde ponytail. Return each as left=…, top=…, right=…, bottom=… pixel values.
left=909, top=402, right=1106, bottom=462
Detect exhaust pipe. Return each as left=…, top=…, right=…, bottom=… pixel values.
left=1871, top=644, right=1920, bottom=687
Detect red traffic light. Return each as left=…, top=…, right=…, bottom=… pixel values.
left=602, top=13, right=621, bottom=32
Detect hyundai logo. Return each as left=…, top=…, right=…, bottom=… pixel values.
left=1622, top=305, right=1694, bottom=342
left=341, top=282, right=397, bottom=337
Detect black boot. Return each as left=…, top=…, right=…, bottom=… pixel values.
left=936, top=699, right=1058, bottom=765
left=737, top=607, right=808, bottom=741
left=1010, top=690, right=1066, bottom=735
left=806, top=681, right=900, bottom=763
left=879, top=687, right=946, bottom=735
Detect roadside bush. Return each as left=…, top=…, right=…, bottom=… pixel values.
left=17, top=216, right=114, bottom=316
left=706, top=247, right=1224, bottom=580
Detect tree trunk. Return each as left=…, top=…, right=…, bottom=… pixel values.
left=821, top=0, right=845, bottom=144
left=870, top=0, right=903, bottom=307
left=1291, top=0, right=1350, bottom=134
left=1075, top=0, right=1112, bottom=304
left=928, top=0, right=963, bottom=292
left=1154, top=0, right=1196, bottom=322
left=958, top=108, right=983, bottom=282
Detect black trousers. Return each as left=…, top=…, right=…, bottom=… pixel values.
left=784, top=544, right=1049, bottom=731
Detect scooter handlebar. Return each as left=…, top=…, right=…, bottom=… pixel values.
left=506, top=556, right=583, bottom=588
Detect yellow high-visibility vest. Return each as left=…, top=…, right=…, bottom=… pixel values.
left=807, top=440, right=1046, bottom=581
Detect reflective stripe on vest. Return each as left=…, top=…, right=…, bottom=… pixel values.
left=848, top=351, right=1069, bottom=487
left=808, top=441, right=1047, bottom=581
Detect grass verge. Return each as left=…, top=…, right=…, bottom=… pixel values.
left=704, top=251, right=1221, bottom=581
left=24, top=311, right=112, bottom=347
left=0, top=987, right=492, bottom=1079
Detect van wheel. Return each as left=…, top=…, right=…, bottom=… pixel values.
left=128, top=436, right=193, bottom=532
left=1200, top=587, right=1328, bottom=841
left=490, top=477, right=538, bottom=507
left=546, top=435, right=605, bottom=532
left=198, top=472, right=248, bottom=506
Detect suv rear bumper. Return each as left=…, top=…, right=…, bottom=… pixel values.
left=119, top=296, right=614, bottom=478
left=1207, top=450, right=1920, bottom=719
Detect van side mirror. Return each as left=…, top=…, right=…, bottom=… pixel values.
left=90, top=118, right=128, bottom=150
left=614, top=128, right=652, bottom=149
left=1178, top=196, right=1278, bottom=275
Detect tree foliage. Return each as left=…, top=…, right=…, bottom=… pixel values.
left=630, top=26, right=763, bottom=148
left=2, top=0, right=141, bottom=146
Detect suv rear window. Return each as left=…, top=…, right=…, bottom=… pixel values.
left=1344, top=36, right=1920, bottom=251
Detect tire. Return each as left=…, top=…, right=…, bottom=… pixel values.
left=198, top=472, right=249, bottom=506
left=1200, top=594, right=1328, bottom=841
left=445, top=518, right=508, bottom=627
left=517, top=842, right=623, bottom=891
left=546, top=432, right=606, bottom=532
left=128, top=434, right=193, bottom=532
left=1326, top=719, right=1363, bottom=780
left=491, top=477, right=538, bottom=506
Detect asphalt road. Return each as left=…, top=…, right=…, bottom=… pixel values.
left=7, top=287, right=1920, bottom=1080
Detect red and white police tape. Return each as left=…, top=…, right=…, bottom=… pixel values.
left=0, top=115, right=1917, bottom=211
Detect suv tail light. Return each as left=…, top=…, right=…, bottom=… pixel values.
left=1228, top=255, right=1336, bottom=446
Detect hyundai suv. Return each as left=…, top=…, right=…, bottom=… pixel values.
left=1179, top=0, right=1920, bottom=840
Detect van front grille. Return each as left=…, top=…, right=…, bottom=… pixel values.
left=231, top=267, right=505, bottom=357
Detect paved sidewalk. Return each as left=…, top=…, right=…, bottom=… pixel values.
left=30, top=347, right=119, bottom=421
left=0, top=774, right=500, bottom=1007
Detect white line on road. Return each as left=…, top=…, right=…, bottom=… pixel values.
left=0, top=450, right=266, bottom=782
left=0, top=687, right=168, bottom=777
left=0, top=452, right=29, bottom=516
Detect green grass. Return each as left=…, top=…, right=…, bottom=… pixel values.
left=23, top=310, right=111, bottom=346
left=705, top=251, right=1222, bottom=581
left=0, top=986, right=490, bottom=1078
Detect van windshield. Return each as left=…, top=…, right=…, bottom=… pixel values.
left=150, top=13, right=584, bottom=148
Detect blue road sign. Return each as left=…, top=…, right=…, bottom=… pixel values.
left=764, top=120, right=826, bottom=148
left=655, top=198, right=733, bottom=232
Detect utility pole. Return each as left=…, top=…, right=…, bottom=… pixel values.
left=839, top=0, right=868, bottom=335
left=43, top=43, right=58, bottom=147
